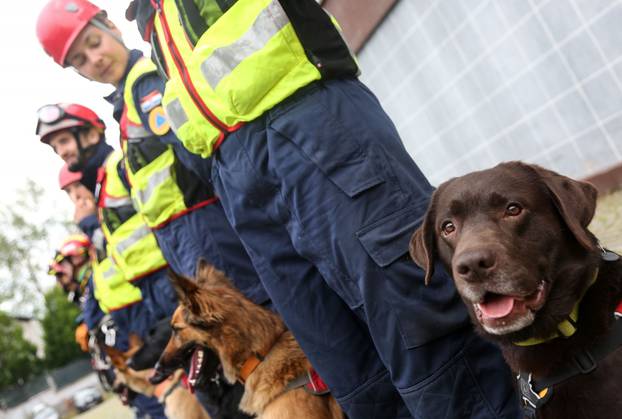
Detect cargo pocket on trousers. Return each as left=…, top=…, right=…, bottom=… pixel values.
left=269, top=93, right=385, bottom=198
left=356, top=203, right=426, bottom=268
left=356, top=201, right=465, bottom=349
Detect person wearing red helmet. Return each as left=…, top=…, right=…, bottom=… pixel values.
left=54, top=164, right=167, bottom=419
left=37, top=103, right=112, bottom=193
left=59, top=162, right=97, bottom=224
left=48, top=234, right=91, bottom=300
left=36, top=0, right=126, bottom=83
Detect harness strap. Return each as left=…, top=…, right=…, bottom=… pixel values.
left=518, top=316, right=622, bottom=416
left=159, top=379, right=182, bottom=405
left=283, top=369, right=331, bottom=396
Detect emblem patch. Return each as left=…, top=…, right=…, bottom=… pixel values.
left=148, top=106, right=170, bottom=136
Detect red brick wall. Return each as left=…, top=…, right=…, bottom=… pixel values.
left=322, top=0, right=397, bottom=52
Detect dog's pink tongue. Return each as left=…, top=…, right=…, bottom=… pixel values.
left=478, top=295, right=515, bottom=319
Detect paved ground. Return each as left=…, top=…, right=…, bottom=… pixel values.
left=4, top=374, right=100, bottom=419
left=73, top=396, right=134, bottom=419
left=589, top=189, right=622, bottom=253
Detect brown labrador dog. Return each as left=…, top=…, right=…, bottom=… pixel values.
left=409, top=161, right=622, bottom=419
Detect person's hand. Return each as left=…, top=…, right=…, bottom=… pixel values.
left=74, top=196, right=96, bottom=223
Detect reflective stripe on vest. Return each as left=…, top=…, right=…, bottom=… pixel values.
left=153, top=0, right=322, bottom=158
left=127, top=124, right=151, bottom=138
left=104, top=196, right=133, bottom=208
left=122, top=57, right=195, bottom=228
left=98, top=150, right=168, bottom=280
left=200, top=0, right=289, bottom=90
left=115, top=225, right=152, bottom=254
left=135, top=165, right=171, bottom=206
left=91, top=253, right=142, bottom=313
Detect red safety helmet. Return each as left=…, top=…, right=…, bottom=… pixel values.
left=59, top=163, right=83, bottom=190
left=36, top=0, right=104, bottom=66
left=36, top=103, right=105, bottom=144
left=58, top=234, right=91, bottom=258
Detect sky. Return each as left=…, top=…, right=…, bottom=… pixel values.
left=0, top=1, right=148, bottom=202
left=0, top=1, right=150, bottom=309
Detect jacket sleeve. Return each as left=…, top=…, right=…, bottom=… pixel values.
left=82, top=276, right=105, bottom=330
left=132, top=73, right=214, bottom=183
left=78, top=214, right=100, bottom=241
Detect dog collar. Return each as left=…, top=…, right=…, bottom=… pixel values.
left=238, top=331, right=285, bottom=384
left=238, top=353, right=265, bottom=384
left=513, top=267, right=600, bottom=347
left=514, top=248, right=620, bottom=347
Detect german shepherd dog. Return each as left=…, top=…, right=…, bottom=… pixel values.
left=155, top=260, right=344, bottom=419
left=105, top=335, right=210, bottom=419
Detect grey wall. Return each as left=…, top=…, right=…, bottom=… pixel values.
left=358, top=0, right=622, bottom=185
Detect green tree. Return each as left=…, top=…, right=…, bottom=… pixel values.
left=0, top=179, right=72, bottom=310
left=41, top=287, right=85, bottom=369
left=0, top=311, right=42, bottom=389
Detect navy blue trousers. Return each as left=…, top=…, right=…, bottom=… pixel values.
left=154, top=202, right=270, bottom=306
left=208, top=79, right=521, bottom=419
left=110, top=301, right=154, bottom=351
left=132, top=393, right=167, bottom=419
left=133, top=268, right=178, bottom=320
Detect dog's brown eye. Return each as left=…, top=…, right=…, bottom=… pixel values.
left=441, top=221, right=456, bottom=236
left=505, top=203, right=522, bottom=216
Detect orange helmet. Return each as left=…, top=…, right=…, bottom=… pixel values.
left=36, top=103, right=105, bottom=144
left=36, top=0, right=103, bottom=66
left=58, top=234, right=91, bottom=258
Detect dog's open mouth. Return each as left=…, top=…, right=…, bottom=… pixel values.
left=473, top=281, right=548, bottom=334
left=187, top=347, right=206, bottom=392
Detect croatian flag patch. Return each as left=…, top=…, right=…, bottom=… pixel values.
left=140, top=90, right=163, bottom=113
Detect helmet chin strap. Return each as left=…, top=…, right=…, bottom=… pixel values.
left=68, top=128, right=102, bottom=172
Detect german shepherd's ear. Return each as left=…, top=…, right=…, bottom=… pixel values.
left=528, top=163, right=598, bottom=251
left=195, top=258, right=231, bottom=288
left=169, top=270, right=202, bottom=315
left=410, top=191, right=440, bottom=285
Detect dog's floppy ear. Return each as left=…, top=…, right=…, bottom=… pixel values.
left=531, top=164, right=598, bottom=251
left=169, top=270, right=202, bottom=315
left=409, top=193, right=439, bottom=285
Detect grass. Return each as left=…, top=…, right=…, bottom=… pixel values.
left=589, top=189, right=622, bottom=254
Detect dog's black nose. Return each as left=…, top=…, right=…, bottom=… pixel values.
left=454, top=249, right=496, bottom=281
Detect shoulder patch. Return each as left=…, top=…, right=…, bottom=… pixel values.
left=140, top=90, right=163, bottom=113
left=148, top=106, right=170, bottom=136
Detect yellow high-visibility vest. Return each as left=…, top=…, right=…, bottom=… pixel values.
left=97, top=150, right=168, bottom=280
left=152, top=0, right=335, bottom=158
left=121, top=57, right=216, bottom=229
left=91, top=251, right=143, bottom=313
